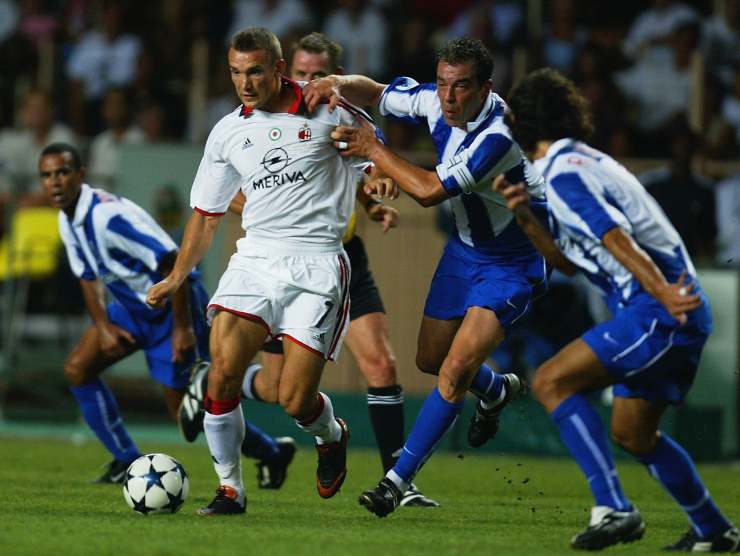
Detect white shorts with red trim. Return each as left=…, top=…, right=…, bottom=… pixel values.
left=207, top=240, right=351, bottom=361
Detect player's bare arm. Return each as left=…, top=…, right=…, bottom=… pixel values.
left=303, top=74, right=386, bottom=113
left=159, top=251, right=196, bottom=363
left=358, top=186, right=399, bottom=233
left=228, top=191, right=246, bottom=216
left=79, top=278, right=136, bottom=357
left=602, top=228, right=702, bottom=324
left=147, top=210, right=221, bottom=308
left=495, top=178, right=578, bottom=276
left=331, top=121, right=447, bottom=207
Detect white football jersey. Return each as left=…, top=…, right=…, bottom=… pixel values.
left=534, top=138, right=696, bottom=309
left=190, top=78, right=372, bottom=252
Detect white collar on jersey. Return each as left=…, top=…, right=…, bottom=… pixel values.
left=465, top=93, right=496, bottom=133
left=533, top=138, right=576, bottom=173
left=70, top=183, right=94, bottom=226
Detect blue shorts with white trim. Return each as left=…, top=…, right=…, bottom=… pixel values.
left=107, top=279, right=211, bottom=389
left=582, top=292, right=712, bottom=404
left=423, top=236, right=548, bottom=329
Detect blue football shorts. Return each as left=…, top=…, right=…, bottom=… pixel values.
left=582, top=292, right=712, bottom=404
left=107, top=280, right=211, bottom=389
left=423, top=237, right=548, bottom=329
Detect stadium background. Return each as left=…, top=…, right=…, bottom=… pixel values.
left=0, top=0, right=738, bottom=462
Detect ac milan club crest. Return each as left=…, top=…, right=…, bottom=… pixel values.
left=298, top=123, right=312, bottom=142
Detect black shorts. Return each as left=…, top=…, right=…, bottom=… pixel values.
left=262, top=235, right=384, bottom=355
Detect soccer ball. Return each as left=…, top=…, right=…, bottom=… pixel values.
left=122, top=453, right=189, bottom=515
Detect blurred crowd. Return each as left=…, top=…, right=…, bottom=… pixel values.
left=0, top=0, right=738, bottom=267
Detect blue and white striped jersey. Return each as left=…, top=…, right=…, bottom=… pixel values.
left=379, top=76, right=547, bottom=259
left=534, top=139, right=696, bottom=310
left=58, top=184, right=180, bottom=320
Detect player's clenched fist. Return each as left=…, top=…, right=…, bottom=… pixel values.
left=147, top=277, right=179, bottom=308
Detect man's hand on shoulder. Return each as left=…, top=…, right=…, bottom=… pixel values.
left=304, top=76, right=342, bottom=113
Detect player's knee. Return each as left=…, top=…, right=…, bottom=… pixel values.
left=63, top=357, right=90, bottom=387
left=531, top=368, right=554, bottom=404
left=360, top=352, right=398, bottom=386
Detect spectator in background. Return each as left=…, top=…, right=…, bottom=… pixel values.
left=714, top=172, right=740, bottom=268
left=622, top=0, right=698, bottom=59
left=639, top=119, right=717, bottom=262
left=0, top=89, right=77, bottom=206
left=227, top=0, right=311, bottom=43
left=539, top=0, right=587, bottom=76
left=701, top=0, right=740, bottom=85
left=17, top=0, right=58, bottom=48
left=615, top=20, right=700, bottom=155
left=446, top=0, right=524, bottom=92
left=323, top=0, right=388, bottom=78
left=65, top=0, right=142, bottom=135
left=137, top=100, right=167, bottom=143
left=718, top=61, right=740, bottom=152
left=88, top=88, right=145, bottom=189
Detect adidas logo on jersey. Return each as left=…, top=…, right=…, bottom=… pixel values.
left=241, top=138, right=253, bottom=150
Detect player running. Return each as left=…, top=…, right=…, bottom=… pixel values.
left=39, top=143, right=290, bottom=485
left=146, top=27, right=385, bottom=516
left=499, top=68, right=739, bottom=552
left=224, top=31, right=437, bottom=508
left=305, top=37, right=548, bottom=517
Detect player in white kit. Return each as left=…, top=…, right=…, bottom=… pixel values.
left=146, top=27, right=378, bottom=516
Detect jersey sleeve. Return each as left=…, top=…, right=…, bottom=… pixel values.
left=58, top=216, right=96, bottom=280
left=189, top=122, right=241, bottom=216
left=549, top=172, right=628, bottom=240
left=434, top=131, right=522, bottom=196
left=101, top=200, right=178, bottom=273
left=379, top=76, right=437, bottom=124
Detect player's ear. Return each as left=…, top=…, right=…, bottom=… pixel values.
left=276, top=58, right=287, bottom=76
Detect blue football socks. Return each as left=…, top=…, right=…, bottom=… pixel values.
left=70, top=379, right=140, bottom=464
left=639, top=433, right=732, bottom=538
left=389, top=388, right=463, bottom=488
left=552, top=394, right=631, bottom=510
left=240, top=421, right=280, bottom=463
left=469, top=363, right=505, bottom=405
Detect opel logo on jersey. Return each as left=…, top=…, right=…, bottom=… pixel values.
left=298, top=123, right=312, bottom=142
left=261, top=147, right=290, bottom=174
left=269, top=128, right=282, bottom=141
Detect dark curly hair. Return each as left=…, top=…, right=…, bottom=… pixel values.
left=506, top=68, right=594, bottom=153
left=436, top=38, right=493, bottom=86
left=41, top=142, right=83, bottom=169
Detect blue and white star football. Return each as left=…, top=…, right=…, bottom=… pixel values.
left=122, top=453, right=189, bottom=515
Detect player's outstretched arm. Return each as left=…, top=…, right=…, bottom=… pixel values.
left=147, top=210, right=221, bottom=309
left=158, top=251, right=196, bottom=363
left=495, top=178, right=578, bottom=276
left=79, top=278, right=136, bottom=356
left=602, top=228, right=702, bottom=324
left=332, top=122, right=447, bottom=207
left=304, top=75, right=387, bottom=113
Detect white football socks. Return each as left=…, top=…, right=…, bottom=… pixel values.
left=295, top=392, right=342, bottom=444
left=204, top=406, right=246, bottom=499
left=241, top=363, right=262, bottom=400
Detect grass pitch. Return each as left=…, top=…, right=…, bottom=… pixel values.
left=0, top=436, right=738, bottom=556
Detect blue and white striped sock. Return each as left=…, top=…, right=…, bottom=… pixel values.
left=639, top=433, right=732, bottom=538
left=70, top=379, right=140, bottom=463
left=551, top=394, right=631, bottom=511
left=469, top=363, right=506, bottom=406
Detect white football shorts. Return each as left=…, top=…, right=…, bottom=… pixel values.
left=207, top=239, right=351, bottom=361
